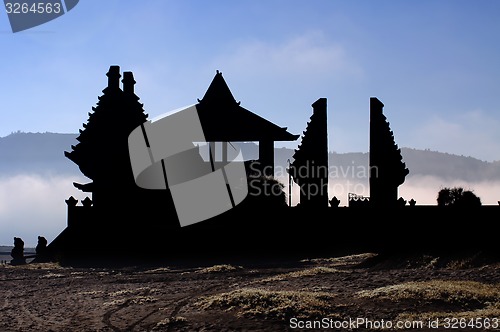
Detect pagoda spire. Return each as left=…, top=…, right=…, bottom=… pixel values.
left=106, top=65, right=121, bottom=90
left=64, top=65, right=149, bottom=206
left=122, top=71, right=136, bottom=95
left=288, top=98, right=329, bottom=207
left=198, top=70, right=240, bottom=107
left=369, top=97, right=409, bottom=207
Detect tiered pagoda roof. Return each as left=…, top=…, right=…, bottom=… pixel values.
left=288, top=98, right=328, bottom=185
left=196, top=71, right=299, bottom=142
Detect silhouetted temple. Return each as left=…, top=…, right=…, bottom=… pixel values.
left=65, top=66, right=150, bottom=208
left=197, top=70, right=299, bottom=176
left=42, top=67, right=498, bottom=264
left=369, top=97, right=409, bottom=207
left=288, top=98, right=329, bottom=208
left=47, top=66, right=300, bottom=262
left=48, top=66, right=178, bottom=261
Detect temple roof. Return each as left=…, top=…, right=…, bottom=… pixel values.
left=196, top=71, right=299, bottom=142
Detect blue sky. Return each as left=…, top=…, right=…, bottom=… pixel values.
left=1, top=1, right=500, bottom=246
left=1, top=0, right=500, bottom=161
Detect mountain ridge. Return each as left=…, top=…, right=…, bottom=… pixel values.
left=1, top=131, right=499, bottom=182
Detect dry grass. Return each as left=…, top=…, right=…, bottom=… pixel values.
left=4, top=262, right=65, bottom=270
left=195, top=288, right=338, bottom=319
left=152, top=316, right=187, bottom=330
left=256, top=266, right=345, bottom=283
left=109, top=287, right=159, bottom=297
left=40, top=272, right=65, bottom=279
left=359, top=280, right=500, bottom=325
left=358, top=280, right=500, bottom=304
left=301, top=253, right=378, bottom=266
left=103, top=296, right=157, bottom=307
left=77, top=290, right=104, bottom=296
left=101, top=286, right=160, bottom=306
left=144, top=267, right=171, bottom=274
left=397, top=302, right=500, bottom=323
left=131, top=296, right=158, bottom=305
left=109, top=289, right=137, bottom=297
left=196, top=264, right=243, bottom=274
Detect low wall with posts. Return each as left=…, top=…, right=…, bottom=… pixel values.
left=348, top=193, right=370, bottom=208
left=61, top=194, right=499, bottom=261
left=177, top=204, right=500, bottom=259
left=65, top=196, right=94, bottom=228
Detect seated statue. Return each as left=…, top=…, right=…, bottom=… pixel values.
left=10, top=237, right=26, bottom=266
left=35, top=236, right=49, bottom=262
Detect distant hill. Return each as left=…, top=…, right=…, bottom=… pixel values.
left=1, top=132, right=499, bottom=182
left=0, top=131, right=79, bottom=176
left=239, top=143, right=500, bottom=182
left=400, top=148, right=500, bottom=182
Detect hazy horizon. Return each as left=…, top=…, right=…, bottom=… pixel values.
left=0, top=131, right=498, bottom=247
left=2, top=174, right=499, bottom=248
left=1, top=138, right=499, bottom=247
left=1, top=130, right=498, bottom=164
left=1, top=1, right=500, bottom=162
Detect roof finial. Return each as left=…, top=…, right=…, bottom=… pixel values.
left=122, top=72, right=136, bottom=94
left=106, top=65, right=121, bottom=90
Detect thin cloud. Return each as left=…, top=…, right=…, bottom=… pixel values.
left=212, top=31, right=364, bottom=80
left=399, top=175, right=500, bottom=206
left=279, top=174, right=499, bottom=207
left=0, top=174, right=88, bottom=247
left=410, top=110, right=500, bottom=162
left=0, top=172, right=498, bottom=246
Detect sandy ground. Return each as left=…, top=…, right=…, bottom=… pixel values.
left=1, top=252, right=500, bottom=332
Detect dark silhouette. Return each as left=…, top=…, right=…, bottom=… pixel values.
left=348, top=192, right=370, bottom=208
left=64, top=66, right=149, bottom=208
left=347, top=193, right=370, bottom=207
left=437, top=187, right=482, bottom=207
left=81, top=197, right=92, bottom=208
left=397, top=197, right=407, bottom=207
left=196, top=70, right=299, bottom=177
left=63, top=66, right=178, bottom=233
left=45, top=67, right=301, bottom=264
left=35, top=236, right=49, bottom=262
left=329, top=196, right=340, bottom=207
left=242, top=171, right=288, bottom=209
left=10, top=237, right=26, bottom=265
left=33, top=65, right=498, bottom=266
left=48, top=66, right=179, bottom=262
left=369, top=97, right=409, bottom=207
left=288, top=98, right=329, bottom=208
